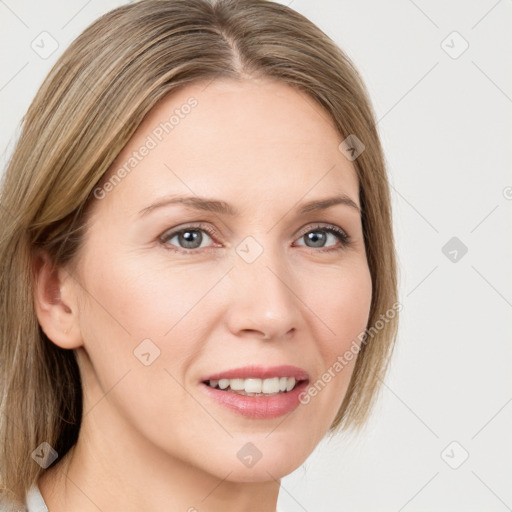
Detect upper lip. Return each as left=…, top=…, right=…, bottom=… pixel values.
left=201, top=365, right=310, bottom=382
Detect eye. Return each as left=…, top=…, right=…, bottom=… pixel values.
left=294, top=224, right=351, bottom=251
left=160, top=223, right=218, bottom=252
left=159, top=222, right=351, bottom=254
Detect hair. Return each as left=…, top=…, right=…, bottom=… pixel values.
left=0, top=0, right=399, bottom=505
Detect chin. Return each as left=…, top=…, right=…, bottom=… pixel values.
left=217, top=437, right=309, bottom=482
left=222, top=459, right=299, bottom=483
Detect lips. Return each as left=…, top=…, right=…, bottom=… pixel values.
left=198, top=365, right=310, bottom=419
left=200, top=378, right=310, bottom=419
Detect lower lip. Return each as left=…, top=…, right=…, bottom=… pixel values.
left=200, top=380, right=309, bottom=419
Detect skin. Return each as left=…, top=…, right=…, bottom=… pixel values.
left=34, top=77, right=372, bottom=512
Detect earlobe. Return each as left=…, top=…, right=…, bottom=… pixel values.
left=32, top=250, right=83, bottom=350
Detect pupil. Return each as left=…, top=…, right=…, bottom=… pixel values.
left=306, top=231, right=326, bottom=248
left=180, top=230, right=202, bottom=248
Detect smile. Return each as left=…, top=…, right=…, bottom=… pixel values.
left=205, top=376, right=300, bottom=395
left=199, top=365, right=311, bottom=419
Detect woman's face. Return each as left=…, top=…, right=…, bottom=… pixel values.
left=70, top=77, right=372, bottom=481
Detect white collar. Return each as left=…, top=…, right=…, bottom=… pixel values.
left=25, top=483, right=49, bottom=512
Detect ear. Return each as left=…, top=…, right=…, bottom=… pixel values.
left=32, top=249, right=83, bottom=350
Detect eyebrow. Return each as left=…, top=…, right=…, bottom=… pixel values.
left=138, top=193, right=360, bottom=217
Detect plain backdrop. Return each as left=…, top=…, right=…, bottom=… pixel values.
left=1, top=1, right=511, bottom=511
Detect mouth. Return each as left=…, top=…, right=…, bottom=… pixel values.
left=201, top=376, right=307, bottom=397
left=200, top=364, right=310, bottom=397
left=199, top=375, right=310, bottom=419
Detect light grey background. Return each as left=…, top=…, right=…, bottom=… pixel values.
left=1, top=1, right=511, bottom=511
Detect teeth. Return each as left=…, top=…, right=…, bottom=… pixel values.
left=207, top=377, right=298, bottom=394
left=230, top=378, right=245, bottom=391
left=245, top=378, right=262, bottom=393
left=262, top=377, right=279, bottom=393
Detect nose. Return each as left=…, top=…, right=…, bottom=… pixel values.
left=224, top=243, right=302, bottom=341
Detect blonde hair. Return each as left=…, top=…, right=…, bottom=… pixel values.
left=0, top=0, right=398, bottom=504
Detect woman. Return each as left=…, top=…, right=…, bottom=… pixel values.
left=0, top=0, right=399, bottom=510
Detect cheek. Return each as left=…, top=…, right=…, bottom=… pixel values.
left=300, top=259, right=372, bottom=403
left=82, top=248, right=222, bottom=341
left=305, top=258, right=372, bottom=346
left=75, top=250, right=216, bottom=439
left=76, top=246, right=232, bottom=413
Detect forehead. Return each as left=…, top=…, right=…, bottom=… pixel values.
left=97, top=77, right=359, bottom=218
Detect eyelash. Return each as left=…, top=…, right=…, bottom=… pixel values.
left=159, top=222, right=351, bottom=254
